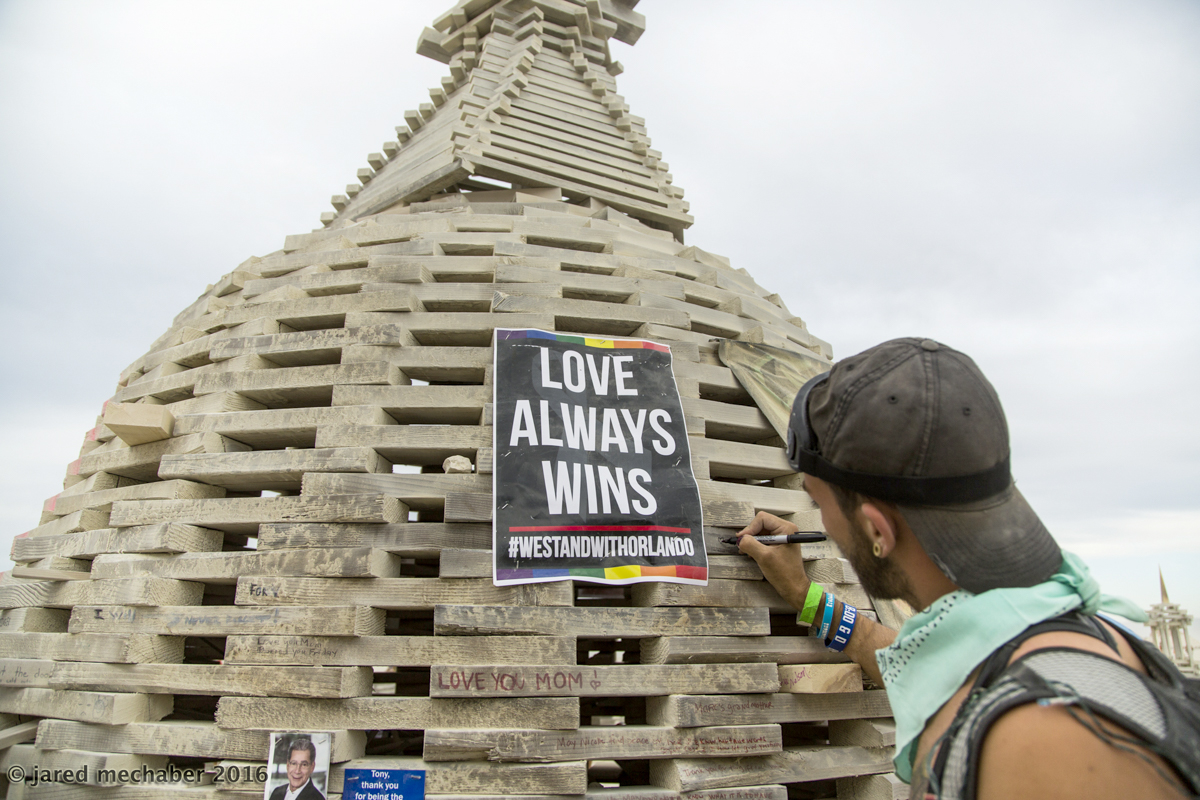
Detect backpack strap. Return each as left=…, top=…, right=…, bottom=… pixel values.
left=929, top=621, right=1200, bottom=800
left=971, top=611, right=1117, bottom=689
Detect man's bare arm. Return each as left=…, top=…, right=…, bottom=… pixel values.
left=737, top=512, right=895, bottom=686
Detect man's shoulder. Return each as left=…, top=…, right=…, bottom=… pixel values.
left=300, top=783, right=325, bottom=800
left=268, top=785, right=287, bottom=800
left=977, top=701, right=1184, bottom=798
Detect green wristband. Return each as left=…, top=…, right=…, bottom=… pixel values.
left=797, top=583, right=825, bottom=626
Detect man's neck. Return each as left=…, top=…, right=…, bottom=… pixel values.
left=894, top=525, right=961, bottom=610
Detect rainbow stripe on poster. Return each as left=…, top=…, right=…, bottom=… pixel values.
left=495, top=524, right=708, bottom=584
left=496, top=328, right=671, bottom=352
left=494, top=564, right=708, bottom=582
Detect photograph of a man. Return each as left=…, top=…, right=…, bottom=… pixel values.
left=265, top=733, right=328, bottom=800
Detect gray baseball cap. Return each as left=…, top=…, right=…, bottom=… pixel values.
left=786, top=337, right=1062, bottom=593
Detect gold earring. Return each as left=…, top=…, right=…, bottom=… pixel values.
left=872, top=542, right=883, bottom=558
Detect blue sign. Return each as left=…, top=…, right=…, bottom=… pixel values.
left=342, top=769, right=424, bottom=800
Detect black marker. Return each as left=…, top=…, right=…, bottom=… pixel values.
left=719, top=532, right=827, bottom=545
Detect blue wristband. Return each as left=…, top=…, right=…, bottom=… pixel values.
left=814, top=592, right=835, bottom=641
left=827, top=603, right=858, bottom=652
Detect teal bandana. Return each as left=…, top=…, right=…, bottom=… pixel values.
left=875, top=551, right=1148, bottom=782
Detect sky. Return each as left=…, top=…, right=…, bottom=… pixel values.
left=1, top=0, right=1197, bottom=638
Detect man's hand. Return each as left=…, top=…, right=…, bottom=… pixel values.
left=736, top=511, right=812, bottom=610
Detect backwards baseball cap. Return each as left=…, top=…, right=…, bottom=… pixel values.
left=785, top=337, right=1062, bottom=593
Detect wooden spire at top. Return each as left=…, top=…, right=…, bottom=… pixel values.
left=326, top=0, right=691, bottom=238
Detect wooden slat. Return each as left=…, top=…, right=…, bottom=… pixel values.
left=649, top=745, right=893, bottom=793
left=108, top=495, right=404, bottom=533
left=68, top=605, right=384, bottom=637
left=89, top=548, right=399, bottom=583
left=215, top=696, right=579, bottom=731
left=429, top=663, right=779, bottom=698
left=433, top=604, right=768, bottom=637
left=49, top=663, right=373, bottom=699
left=222, top=634, right=576, bottom=667
left=0, top=688, right=171, bottom=724
left=646, top=691, right=892, bottom=727
left=422, top=723, right=782, bottom=762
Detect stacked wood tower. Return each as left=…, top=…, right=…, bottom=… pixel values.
left=1, top=1, right=903, bottom=798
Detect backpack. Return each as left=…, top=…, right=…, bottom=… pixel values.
left=924, top=611, right=1200, bottom=799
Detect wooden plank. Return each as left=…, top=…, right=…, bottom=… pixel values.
left=0, top=720, right=38, bottom=748
left=316, top=425, right=489, bottom=465
left=836, top=773, right=907, bottom=800
left=34, top=720, right=363, bottom=762
left=217, top=287, right=416, bottom=328
left=777, top=664, right=864, bottom=694
left=9, top=561, right=90, bottom=582
left=433, top=605, right=769, bottom=637
left=69, top=605, right=384, bottom=637
left=640, top=637, right=850, bottom=667
left=10, top=524, right=223, bottom=563
left=49, top=663, right=373, bottom=699
left=632, top=580, right=870, bottom=614
left=102, top=403, right=175, bottom=446
left=347, top=345, right=492, bottom=383
left=646, top=691, right=892, bottom=728
left=0, top=578, right=203, bottom=610
left=429, top=663, right=779, bottom=698
left=76, top=432, right=249, bottom=482
left=332, top=385, right=490, bottom=423
left=54, top=633, right=185, bottom=664
left=223, top=633, right=575, bottom=666
left=696, top=480, right=821, bottom=520
left=256, top=521, right=492, bottom=555
left=208, top=325, right=407, bottom=363
left=233, top=576, right=573, bottom=610
left=0, top=658, right=56, bottom=688
left=491, top=293, right=688, bottom=335
left=829, top=718, right=896, bottom=749
left=90, top=548, right=400, bottom=583
left=0, top=633, right=183, bottom=663
left=690, top=439, right=791, bottom=480
left=215, top=696, right=579, bottom=731
left=411, top=281, right=562, bottom=312
left=0, top=688, right=171, bottom=724
left=649, top=745, right=893, bottom=793
left=258, top=240, right=434, bottom=277
left=468, top=154, right=692, bottom=229
left=681, top=398, right=774, bottom=442
left=348, top=310, right=555, bottom=347
left=0, top=608, right=69, bottom=633
left=108, top=494, right=404, bottom=533
left=328, top=757, right=588, bottom=796
left=193, top=362, right=403, bottom=406
left=157, top=447, right=389, bottom=491
left=17, top=508, right=110, bottom=538
left=173, top=404, right=393, bottom=449
left=301, top=472, right=489, bottom=511
left=423, top=723, right=781, bottom=762
left=45, top=479, right=225, bottom=518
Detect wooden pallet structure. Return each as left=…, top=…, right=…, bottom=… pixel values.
left=0, top=1, right=904, bottom=798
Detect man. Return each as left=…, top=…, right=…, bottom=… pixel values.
left=736, top=338, right=1195, bottom=799
left=269, top=738, right=325, bottom=800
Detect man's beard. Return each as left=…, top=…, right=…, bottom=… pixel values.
left=844, top=515, right=915, bottom=604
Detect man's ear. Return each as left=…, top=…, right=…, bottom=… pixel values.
left=859, top=502, right=900, bottom=557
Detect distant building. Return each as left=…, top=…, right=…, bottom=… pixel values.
left=1146, top=569, right=1198, bottom=677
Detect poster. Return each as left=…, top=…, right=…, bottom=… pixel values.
left=264, top=732, right=330, bottom=800
left=343, top=769, right=425, bottom=800
left=493, top=329, right=706, bottom=586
